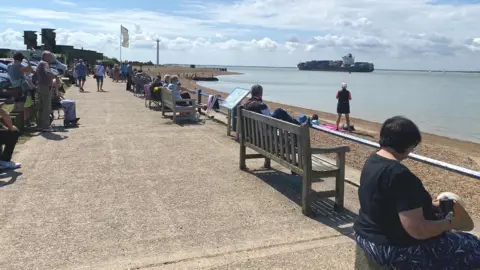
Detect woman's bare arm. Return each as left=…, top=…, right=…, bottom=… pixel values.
left=399, top=208, right=452, bottom=240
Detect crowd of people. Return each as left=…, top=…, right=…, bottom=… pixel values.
left=2, top=57, right=479, bottom=268
left=0, top=51, right=80, bottom=170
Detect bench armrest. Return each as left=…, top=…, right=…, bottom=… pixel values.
left=174, top=99, right=197, bottom=103
left=311, top=146, right=350, bottom=154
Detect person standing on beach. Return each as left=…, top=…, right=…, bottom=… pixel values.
left=336, top=82, right=352, bottom=131
left=94, top=62, right=105, bottom=92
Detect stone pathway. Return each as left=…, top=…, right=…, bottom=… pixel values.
left=0, top=78, right=362, bottom=269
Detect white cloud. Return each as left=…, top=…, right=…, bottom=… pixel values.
left=52, top=0, right=76, bottom=6
left=1, top=0, right=480, bottom=69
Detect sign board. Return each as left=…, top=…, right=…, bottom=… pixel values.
left=219, top=87, right=250, bottom=110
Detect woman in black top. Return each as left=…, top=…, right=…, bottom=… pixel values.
left=354, top=116, right=480, bottom=269
left=335, top=82, right=351, bottom=130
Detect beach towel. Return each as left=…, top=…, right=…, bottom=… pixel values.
left=206, top=94, right=218, bottom=116
left=311, top=123, right=347, bottom=132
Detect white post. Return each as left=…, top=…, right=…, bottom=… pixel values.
left=156, top=39, right=160, bottom=66
left=119, top=25, right=122, bottom=62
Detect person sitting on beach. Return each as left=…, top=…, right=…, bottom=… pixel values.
left=336, top=82, right=353, bottom=131
left=354, top=116, right=480, bottom=269
left=244, top=84, right=299, bottom=124
left=311, top=114, right=320, bottom=126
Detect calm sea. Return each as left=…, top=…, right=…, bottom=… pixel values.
left=197, top=67, right=480, bottom=143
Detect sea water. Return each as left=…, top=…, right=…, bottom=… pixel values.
left=197, top=67, right=480, bottom=143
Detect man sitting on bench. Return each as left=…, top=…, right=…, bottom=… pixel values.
left=243, top=84, right=300, bottom=169
left=244, top=84, right=299, bottom=124
left=0, top=105, right=21, bottom=170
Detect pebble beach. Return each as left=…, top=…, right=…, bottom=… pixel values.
left=142, top=66, right=480, bottom=218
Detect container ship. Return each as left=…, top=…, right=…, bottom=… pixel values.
left=297, top=54, right=374, bottom=72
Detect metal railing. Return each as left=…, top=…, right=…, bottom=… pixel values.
left=188, top=87, right=480, bottom=180
left=188, top=88, right=228, bottom=115
left=312, top=125, right=480, bottom=180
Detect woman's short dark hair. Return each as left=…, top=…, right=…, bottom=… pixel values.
left=379, top=116, right=421, bottom=154
left=13, top=52, right=24, bottom=61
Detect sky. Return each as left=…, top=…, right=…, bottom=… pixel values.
left=1, top=0, right=480, bottom=70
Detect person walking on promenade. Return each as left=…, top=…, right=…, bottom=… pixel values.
left=120, top=62, right=127, bottom=82
left=34, top=51, right=55, bottom=132
left=94, top=62, right=105, bottom=92
left=75, top=59, right=87, bottom=92
left=126, top=62, right=133, bottom=91
left=72, top=59, right=78, bottom=86
left=113, top=64, right=120, bottom=82
left=335, top=82, right=352, bottom=131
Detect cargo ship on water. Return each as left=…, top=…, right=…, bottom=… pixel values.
left=297, top=53, right=374, bottom=73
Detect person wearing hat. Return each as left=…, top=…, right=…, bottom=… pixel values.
left=336, top=82, right=352, bottom=131
left=354, top=116, right=479, bottom=269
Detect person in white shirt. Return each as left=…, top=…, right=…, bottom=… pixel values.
left=94, top=62, right=105, bottom=92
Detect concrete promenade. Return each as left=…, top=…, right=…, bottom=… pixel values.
left=0, top=79, right=363, bottom=269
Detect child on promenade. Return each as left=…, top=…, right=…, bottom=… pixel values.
left=336, top=82, right=353, bottom=131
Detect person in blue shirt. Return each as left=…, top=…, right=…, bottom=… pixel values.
left=74, top=59, right=87, bottom=91
left=120, top=63, right=127, bottom=81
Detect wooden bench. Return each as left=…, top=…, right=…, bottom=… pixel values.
left=9, top=111, right=24, bottom=131
left=160, top=87, right=198, bottom=123
left=237, top=106, right=350, bottom=216
left=0, top=100, right=24, bottom=131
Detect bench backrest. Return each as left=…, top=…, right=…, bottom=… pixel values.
left=238, top=106, right=312, bottom=173
left=160, top=87, right=176, bottom=107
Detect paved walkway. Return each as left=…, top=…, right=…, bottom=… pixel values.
left=0, top=79, right=362, bottom=269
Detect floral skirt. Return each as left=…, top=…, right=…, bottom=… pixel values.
left=356, top=232, right=480, bottom=269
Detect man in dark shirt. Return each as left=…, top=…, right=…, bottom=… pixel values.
left=244, top=84, right=298, bottom=124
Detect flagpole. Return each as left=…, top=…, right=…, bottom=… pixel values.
left=120, top=25, right=122, bottom=62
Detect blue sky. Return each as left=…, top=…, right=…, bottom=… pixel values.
left=1, top=0, right=480, bottom=69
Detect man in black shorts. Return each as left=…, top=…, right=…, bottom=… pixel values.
left=336, top=82, right=352, bottom=131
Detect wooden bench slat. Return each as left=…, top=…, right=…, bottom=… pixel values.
left=312, top=155, right=338, bottom=172
left=160, top=87, right=197, bottom=122
left=238, top=107, right=350, bottom=215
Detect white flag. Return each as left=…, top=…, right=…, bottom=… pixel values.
left=121, top=25, right=129, bottom=48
